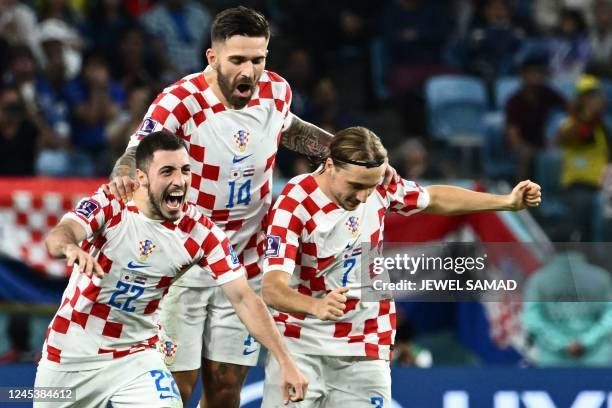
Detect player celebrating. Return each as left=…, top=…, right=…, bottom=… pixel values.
left=261, top=127, right=541, bottom=407
left=106, top=6, right=395, bottom=406
left=35, top=131, right=307, bottom=408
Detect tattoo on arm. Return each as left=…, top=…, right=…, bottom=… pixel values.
left=110, top=147, right=137, bottom=179
left=281, top=116, right=333, bottom=158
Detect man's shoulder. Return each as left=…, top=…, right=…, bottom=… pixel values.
left=261, top=70, right=290, bottom=86
left=278, top=173, right=315, bottom=199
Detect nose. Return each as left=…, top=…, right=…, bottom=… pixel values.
left=355, top=189, right=370, bottom=203
left=240, top=61, right=254, bottom=79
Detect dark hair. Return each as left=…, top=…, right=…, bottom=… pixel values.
left=211, top=6, right=270, bottom=44
left=136, top=131, right=187, bottom=172
left=328, top=127, right=388, bottom=170
left=559, top=8, right=588, bottom=35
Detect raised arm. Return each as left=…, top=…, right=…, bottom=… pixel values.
left=46, top=219, right=104, bottom=278
left=424, top=180, right=541, bottom=215
left=221, top=276, right=309, bottom=404
left=280, top=115, right=333, bottom=159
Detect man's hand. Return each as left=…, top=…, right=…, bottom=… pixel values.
left=65, top=243, right=104, bottom=278
left=312, top=287, right=348, bottom=321
left=382, top=164, right=400, bottom=188
left=103, top=176, right=139, bottom=202
left=280, top=358, right=309, bottom=404
left=507, top=180, right=542, bottom=211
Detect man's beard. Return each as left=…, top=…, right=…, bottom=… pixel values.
left=148, top=188, right=166, bottom=220
left=217, top=66, right=254, bottom=109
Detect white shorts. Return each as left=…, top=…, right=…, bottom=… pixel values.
left=262, top=352, right=391, bottom=408
left=158, top=283, right=261, bottom=371
left=33, top=350, right=182, bottom=408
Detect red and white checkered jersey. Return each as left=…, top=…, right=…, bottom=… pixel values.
left=41, top=190, right=244, bottom=371
left=263, top=174, right=430, bottom=360
left=127, top=68, right=292, bottom=287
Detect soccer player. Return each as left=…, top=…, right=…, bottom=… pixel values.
left=261, top=127, right=542, bottom=407
left=34, top=131, right=307, bottom=408
left=106, top=6, right=394, bottom=406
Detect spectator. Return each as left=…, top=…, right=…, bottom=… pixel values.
left=534, top=0, right=594, bottom=34
left=306, top=78, right=358, bottom=134
left=141, top=0, right=211, bottom=80
left=546, top=8, right=592, bottom=81
left=0, top=0, right=39, bottom=57
left=36, top=18, right=83, bottom=81
left=82, top=0, right=135, bottom=61
left=523, top=250, right=612, bottom=366
left=63, top=51, right=126, bottom=176
left=109, top=26, right=161, bottom=92
left=505, top=54, right=566, bottom=180
left=0, top=86, right=39, bottom=175
left=465, top=0, right=526, bottom=80
left=588, top=0, right=612, bottom=79
left=393, top=138, right=451, bottom=180
left=556, top=75, right=610, bottom=240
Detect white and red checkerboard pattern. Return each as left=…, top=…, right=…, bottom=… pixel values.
left=127, top=68, right=292, bottom=287
left=263, top=174, right=429, bottom=360
left=40, top=190, right=244, bottom=370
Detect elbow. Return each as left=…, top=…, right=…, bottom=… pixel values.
left=261, top=278, right=280, bottom=308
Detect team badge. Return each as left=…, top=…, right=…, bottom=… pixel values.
left=158, top=340, right=177, bottom=365
left=345, top=216, right=360, bottom=237
left=233, top=130, right=250, bottom=152
left=139, top=239, right=156, bottom=262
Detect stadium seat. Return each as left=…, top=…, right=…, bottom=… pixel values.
left=481, top=112, right=516, bottom=180
left=425, top=75, right=488, bottom=143
left=533, top=148, right=569, bottom=219
left=494, top=77, right=521, bottom=110
left=601, top=79, right=612, bottom=116
left=550, top=79, right=575, bottom=102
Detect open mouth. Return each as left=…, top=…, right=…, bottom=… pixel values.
left=235, top=83, right=253, bottom=98
left=164, top=190, right=185, bottom=210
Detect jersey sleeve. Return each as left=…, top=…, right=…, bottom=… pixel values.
left=62, top=190, right=123, bottom=239
left=262, top=193, right=303, bottom=275
left=377, top=178, right=430, bottom=216
left=126, top=86, right=189, bottom=149
left=196, top=218, right=245, bottom=284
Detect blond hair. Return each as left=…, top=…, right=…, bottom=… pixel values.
left=329, top=127, right=387, bottom=169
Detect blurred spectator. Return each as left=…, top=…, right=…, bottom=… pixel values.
left=36, top=18, right=83, bottom=81
left=306, top=78, right=358, bottom=134
left=64, top=51, right=126, bottom=176
left=106, top=83, right=152, bottom=161
left=588, top=0, right=612, bottom=79
left=465, top=0, right=526, bottom=80
left=38, top=0, right=82, bottom=26
left=82, top=0, right=135, bottom=61
left=534, top=0, right=594, bottom=34
left=282, top=48, right=314, bottom=119
left=0, top=0, right=39, bottom=56
left=110, top=26, right=162, bottom=93
left=383, top=0, right=454, bottom=94
left=505, top=55, right=566, bottom=180
left=0, top=314, right=37, bottom=364
left=393, top=139, right=452, bottom=180
left=0, top=86, right=39, bottom=175
left=141, top=0, right=212, bottom=80
left=546, top=8, right=592, bottom=81
left=523, top=251, right=612, bottom=366
left=556, top=75, right=610, bottom=240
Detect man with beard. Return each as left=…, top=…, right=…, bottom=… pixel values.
left=106, top=6, right=387, bottom=407
left=35, top=131, right=307, bottom=408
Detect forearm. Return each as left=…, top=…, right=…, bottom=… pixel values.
left=110, top=146, right=137, bottom=179
left=425, top=185, right=512, bottom=215
left=281, top=116, right=333, bottom=158
left=46, top=224, right=79, bottom=258
left=233, top=290, right=293, bottom=364
left=262, top=277, right=317, bottom=316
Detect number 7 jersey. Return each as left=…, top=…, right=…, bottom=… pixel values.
left=41, top=190, right=244, bottom=371
left=127, top=68, right=293, bottom=286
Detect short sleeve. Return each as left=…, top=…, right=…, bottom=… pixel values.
left=197, top=219, right=245, bottom=284
left=377, top=178, right=430, bottom=216
left=262, top=194, right=303, bottom=275
left=62, top=190, right=122, bottom=238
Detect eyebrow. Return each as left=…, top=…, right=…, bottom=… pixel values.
left=228, top=55, right=266, bottom=62
left=348, top=181, right=378, bottom=189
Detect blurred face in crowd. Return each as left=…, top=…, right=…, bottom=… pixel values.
left=9, top=52, right=36, bottom=83
left=522, top=66, right=547, bottom=87
left=121, top=29, right=144, bottom=61
left=83, top=58, right=109, bottom=88
left=207, top=35, right=268, bottom=109
left=593, top=1, right=611, bottom=31
left=322, top=159, right=386, bottom=211
left=0, top=89, right=24, bottom=133
left=485, top=0, right=511, bottom=25
left=580, top=91, right=606, bottom=118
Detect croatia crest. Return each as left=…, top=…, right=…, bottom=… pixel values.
left=158, top=339, right=177, bottom=365
left=139, top=239, right=156, bottom=262
left=345, top=216, right=360, bottom=237
left=233, top=130, right=250, bottom=152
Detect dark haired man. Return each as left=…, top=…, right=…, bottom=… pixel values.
left=35, top=131, right=307, bottom=407
left=262, top=127, right=541, bottom=407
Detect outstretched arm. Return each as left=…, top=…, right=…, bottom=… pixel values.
left=222, top=276, right=308, bottom=404
left=424, top=180, right=541, bottom=215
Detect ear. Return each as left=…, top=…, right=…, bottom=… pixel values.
left=136, top=168, right=148, bottom=187
left=206, top=48, right=217, bottom=69
left=325, top=158, right=335, bottom=172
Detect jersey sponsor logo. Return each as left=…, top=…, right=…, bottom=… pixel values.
left=139, top=239, right=156, bottom=262
left=227, top=243, right=240, bottom=265
left=75, top=199, right=99, bottom=219
left=127, top=261, right=149, bottom=270
left=265, top=235, right=281, bottom=258
left=232, top=153, right=253, bottom=164
left=346, top=216, right=360, bottom=237
left=136, top=117, right=159, bottom=137
left=233, top=130, right=250, bottom=152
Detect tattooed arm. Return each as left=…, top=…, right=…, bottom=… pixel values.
left=110, top=147, right=137, bottom=179
left=104, top=147, right=139, bottom=201
left=280, top=115, right=333, bottom=159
